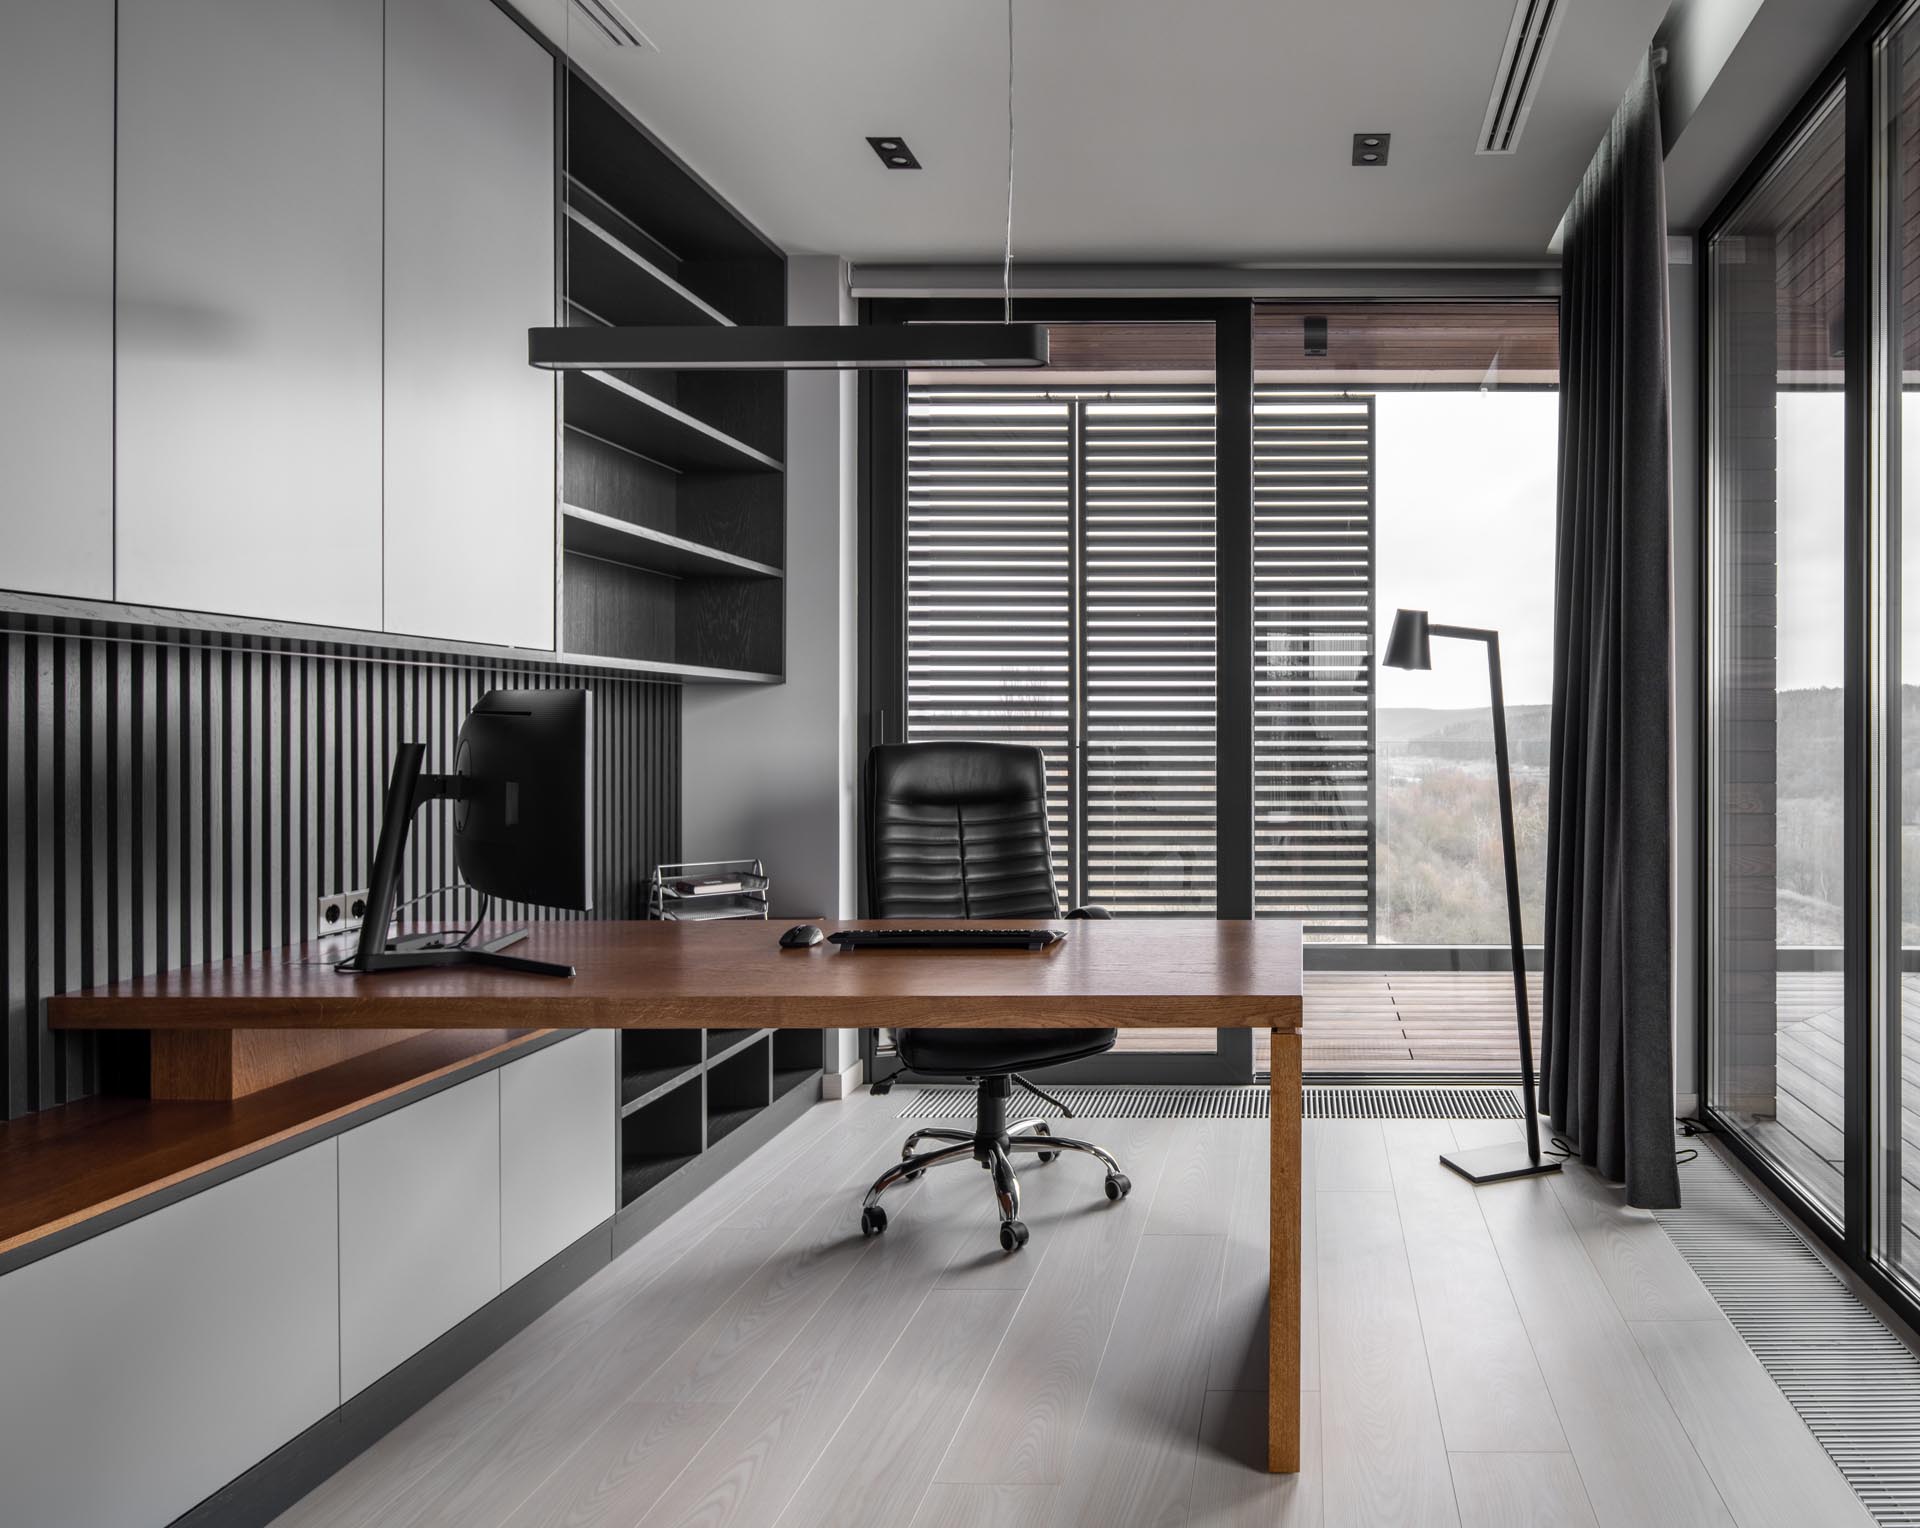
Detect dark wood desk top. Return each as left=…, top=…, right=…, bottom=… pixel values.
left=49, top=918, right=1305, bottom=1033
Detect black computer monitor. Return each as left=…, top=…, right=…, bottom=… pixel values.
left=340, top=688, right=593, bottom=977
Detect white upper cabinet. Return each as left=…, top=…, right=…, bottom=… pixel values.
left=114, top=0, right=386, bottom=632
left=0, top=0, right=114, bottom=600
left=383, top=0, right=557, bottom=651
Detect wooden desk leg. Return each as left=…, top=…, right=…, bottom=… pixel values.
left=1268, top=1026, right=1302, bottom=1473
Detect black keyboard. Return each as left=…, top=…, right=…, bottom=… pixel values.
left=826, top=927, right=1064, bottom=952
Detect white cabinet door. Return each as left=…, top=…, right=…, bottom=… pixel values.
left=383, top=0, right=557, bottom=650
left=0, top=0, right=114, bottom=601
left=115, top=0, right=384, bottom=631
left=0, top=1142, right=340, bottom=1528
left=501, top=1031, right=616, bottom=1285
left=338, top=1071, right=502, bottom=1397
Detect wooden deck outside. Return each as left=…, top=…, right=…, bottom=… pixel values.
left=1112, top=969, right=1547, bottom=1076
left=1737, top=973, right=1920, bottom=1256
left=1113, top=967, right=1919, bottom=1269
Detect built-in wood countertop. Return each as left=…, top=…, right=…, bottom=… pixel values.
left=48, top=918, right=1306, bottom=1033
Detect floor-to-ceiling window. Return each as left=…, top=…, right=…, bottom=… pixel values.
left=1252, top=303, right=1559, bottom=1077
left=1703, top=0, right=1920, bottom=1332
left=1881, top=1, right=1920, bottom=1291
left=1707, top=88, right=1849, bottom=1224
left=866, top=300, right=1561, bottom=1086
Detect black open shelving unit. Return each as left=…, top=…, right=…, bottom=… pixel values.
left=615, top=1027, right=823, bottom=1239
left=558, top=75, right=786, bottom=684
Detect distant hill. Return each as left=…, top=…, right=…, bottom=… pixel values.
left=1378, top=704, right=1552, bottom=746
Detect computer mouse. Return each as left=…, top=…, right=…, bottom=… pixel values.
left=779, top=923, right=825, bottom=949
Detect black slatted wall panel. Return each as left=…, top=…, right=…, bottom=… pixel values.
left=0, top=630, right=680, bottom=1119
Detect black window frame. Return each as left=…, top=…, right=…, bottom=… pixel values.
left=1696, top=0, right=1920, bottom=1338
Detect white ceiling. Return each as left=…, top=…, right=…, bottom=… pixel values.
left=523, top=0, right=1674, bottom=264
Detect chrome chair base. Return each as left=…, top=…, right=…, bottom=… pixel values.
left=859, top=1074, right=1131, bottom=1252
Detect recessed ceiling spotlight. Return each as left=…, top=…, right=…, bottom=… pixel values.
left=1351, top=132, right=1391, bottom=166
left=867, top=136, right=922, bottom=169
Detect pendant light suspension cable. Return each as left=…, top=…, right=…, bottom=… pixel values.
left=1003, top=0, right=1016, bottom=325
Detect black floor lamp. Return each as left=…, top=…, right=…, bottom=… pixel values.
left=1382, top=609, right=1561, bottom=1184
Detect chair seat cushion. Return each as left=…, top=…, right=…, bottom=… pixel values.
left=895, top=1026, right=1119, bottom=1076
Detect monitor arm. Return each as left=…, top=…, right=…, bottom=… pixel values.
left=339, top=742, right=573, bottom=978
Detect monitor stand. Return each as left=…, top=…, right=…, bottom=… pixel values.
left=346, top=927, right=576, bottom=978
left=336, top=742, right=576, bottom=978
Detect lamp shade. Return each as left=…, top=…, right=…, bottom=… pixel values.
left=1383, top=608, right=1432, bottom=670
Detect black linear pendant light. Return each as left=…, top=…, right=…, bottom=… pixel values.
left=530, top=0, right=1044, bottom=372
left=528, top=324, right=1047, bottom=371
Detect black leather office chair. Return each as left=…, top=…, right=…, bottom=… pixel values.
left=859, top=741, right=1131, bottom=1252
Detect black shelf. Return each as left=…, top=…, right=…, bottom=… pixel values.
left=566, top=186, right=734, bottom=330
left=556, top=649, right=781, bottom=685
left=772, top=1066, right=819, bottom=1101
left=621, top=1062, right=701, bottom=1114
left=556, top=69, right=787, bottom=683
left=705, top=1106, right=761, bottom=1148
left=563, top=505, right=782, bottom=581
left=706, top=1027, right=765, bottom=1061
left=622, top=1153, right=700, bottom=1206
left=565, top=371, right=783, bottom=474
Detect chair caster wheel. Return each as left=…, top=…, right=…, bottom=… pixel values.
left=1104, top=1173, right=1131, bottom=1201
left=1034, top=1122, right=1058, bottom=1164
left=861, top=1206, right=888, bottom=1236
left=999, top=1219, right=1030, bottom=1252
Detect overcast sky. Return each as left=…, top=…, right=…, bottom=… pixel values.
left=1777, top=392, right=1844, bottom=691
left=1374, top=391, right=1560, bottom=709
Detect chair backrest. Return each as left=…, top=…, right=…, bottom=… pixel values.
left=864, top=742, right=1062, bottom=919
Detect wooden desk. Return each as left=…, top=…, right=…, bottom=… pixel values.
left=51, top=917, right=1306, bottom=1472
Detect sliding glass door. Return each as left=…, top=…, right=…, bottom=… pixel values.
left=1706, top=88, right=1850, bottom=1225
left=1703, top=0, right=1920, bottom=1332
left=1251, top=303, right=1559, bottom=1079
left=1880, top=3, right=1920, bottom=1291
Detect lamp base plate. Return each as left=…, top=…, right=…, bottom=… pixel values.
left=1438, top=1140, right=1563, bottom=1185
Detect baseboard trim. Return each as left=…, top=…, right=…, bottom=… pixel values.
left=170, top=1223, right=613, bottom=1528
left=823, top=1058, right=865, bottom=1099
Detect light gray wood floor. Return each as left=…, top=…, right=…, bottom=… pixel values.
left=271, top=1093, right=1873, bottom=1528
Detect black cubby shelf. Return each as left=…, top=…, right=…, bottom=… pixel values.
left=562, top=505, right=782, bottom=581
left=615, top=1027, right=824, bottom=1223
left=619, top=1071, right=705, bottom=1209
left=620, top=1029, right=703, bottom=1114
left=564, top=372, right=783, bottom=475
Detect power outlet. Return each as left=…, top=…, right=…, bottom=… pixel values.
left=316, top=888, right=372, bottom=938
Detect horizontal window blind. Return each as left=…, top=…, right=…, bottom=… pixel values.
left=1254, top=393, right=1375, bottom=939
left=1081, top=391, right=1217, bottom=914
left=904, top=383, right=1373, bottom=931
left=905, top=391, right=1074, bottom=901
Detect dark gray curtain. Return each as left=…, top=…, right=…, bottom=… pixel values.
left=1542, top=53, right=1679, bottom=1209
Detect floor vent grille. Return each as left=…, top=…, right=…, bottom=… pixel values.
left=898, top=1084, right=1522, bottom=1122
left=1657, top=1144, right=1920, bottom=1527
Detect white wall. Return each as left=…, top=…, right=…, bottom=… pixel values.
left=682, top=255, right=861, bottom=1074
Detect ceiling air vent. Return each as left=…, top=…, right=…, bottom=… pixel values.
left=570, top=0, right=656, bottom=50
left=1477, top=0, right=1564, bottom=154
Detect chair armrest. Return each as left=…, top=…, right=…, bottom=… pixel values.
left=1065, top=905, right=1112, bottom=920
